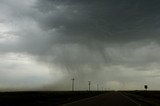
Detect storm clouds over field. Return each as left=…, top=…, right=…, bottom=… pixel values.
left=0, top=0, right=160, bottom=90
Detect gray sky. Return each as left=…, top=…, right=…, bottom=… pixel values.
left=0, top=0, right=160, bottom=91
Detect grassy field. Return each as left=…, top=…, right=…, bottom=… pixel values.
left=0, top=91, right=107, bottom=106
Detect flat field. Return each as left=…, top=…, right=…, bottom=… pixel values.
left=0, top=91, right=106, bottom=106
left=0, top=91, right=160, bottom=106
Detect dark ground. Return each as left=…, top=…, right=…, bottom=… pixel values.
left=0, top=91, right=106, bottom=106
left=122, top=91, right=160, bottom=105
left=0, top=91, right=159, bottom=106
left=64, top=91, right=140, bottom=106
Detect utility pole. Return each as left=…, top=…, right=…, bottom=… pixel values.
left=97, top=84, right=99, bottom=91
left=71, top=78, right=75, bottom=91
left=88, top=81, right=91, bottom=91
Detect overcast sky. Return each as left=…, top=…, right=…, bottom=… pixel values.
left=0, top=0, right=160, bottom=91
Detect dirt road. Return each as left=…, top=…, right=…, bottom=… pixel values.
left=64, top=91, right=141, bottom=106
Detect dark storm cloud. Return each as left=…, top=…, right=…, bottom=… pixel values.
left=1, top=0, right=160, bottom=71
left=35, top=0, right=160, bottom=44
left=1, top=0, right=160, bottom=90
left=28, top=0, right=160, bottom=73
